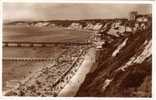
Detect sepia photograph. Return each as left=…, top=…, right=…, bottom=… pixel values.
left=2, top=3, right=152, bottom=97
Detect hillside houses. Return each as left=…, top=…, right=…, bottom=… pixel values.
left=34, top=22, right=49, bottom=27
left=5, top=12, right=151, bottom=32
left=84, top=22, right=103, bottom=31
left=67, top=23, right=82, bottom=30
left=93, top=23, right=103, bottom=30
left=107, top=21, right=133, bottom=37
left=84, top=22, right=94, bottom=30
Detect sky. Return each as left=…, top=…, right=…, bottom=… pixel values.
left=3, top=3, right=152, bottom=21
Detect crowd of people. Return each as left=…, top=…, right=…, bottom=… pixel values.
left=4, top=46, right=87, bottom=96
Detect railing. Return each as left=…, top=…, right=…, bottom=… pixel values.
left=3, top=41, right=92, bottom=47
left=3, top=57, right=54, bottom=61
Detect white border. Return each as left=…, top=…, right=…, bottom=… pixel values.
left=0, top=0, right=155, bottom=100
left=152, top=0, right=156, bottom=100
left=0, top=0, right=154, bottom=3
left=0, top=0, right=3, bottom=99
left=1, top=0, right=155, bottom=3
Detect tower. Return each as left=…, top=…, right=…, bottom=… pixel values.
left=129, top=11, right=138, bottom=21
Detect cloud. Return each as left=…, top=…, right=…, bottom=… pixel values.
left=3, top=3, right=152, bottom=21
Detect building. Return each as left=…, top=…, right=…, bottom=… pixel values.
left=68, top=23, right=82, bottom=30
left=129, top=11, right=138, bottom=21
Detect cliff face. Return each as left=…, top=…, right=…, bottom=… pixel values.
left=76, top=26, right=152, bottom=97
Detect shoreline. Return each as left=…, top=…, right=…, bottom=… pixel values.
left=58, top=47, right=96, bottom=97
